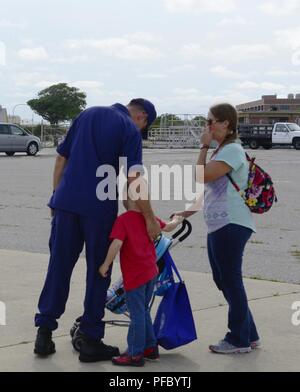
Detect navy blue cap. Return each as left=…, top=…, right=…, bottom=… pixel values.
left=129, top=98, right=157, bottom=130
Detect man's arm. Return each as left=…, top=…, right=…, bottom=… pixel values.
left=50, top=154, right=68, bottom=217
left=53, top=154, right=68, bottom=191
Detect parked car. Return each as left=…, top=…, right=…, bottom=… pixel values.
left=238, top=123, right=300, bottom=150
left=0, top=123, right=42, bottom=156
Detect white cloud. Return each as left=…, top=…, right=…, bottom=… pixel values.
left=174, top=87, right=200, bottom=96
left=260, top=0, right=300, bottom=16
left=180, top=43, right=204, bottom=57
left=124, top=32, right=161, bottom=43
left=0, top=41, right=6, bottom=66
left=161, top=87, right=253, bottom=113
left=170, top=64, right=197, bottom=73
left=65, top=35, right=163, bottom=61
left=275, top=27, right=300, bottom=50
left=265, top=69, right=300, bottom=76
left=236, top=81, right=285, bottom=92
left=73, top=81, right=103, bottom=90
left=0, top=19, right=27, bottom=29
left=213, top=44, right=274, bottom=62
left=13, top=72, right=42, bottom=87
left=35, top=80, right=63, bottom=89
left=18, top=46, right=49, bottom=61
left=138, top=73, right=167, bottom=79
left=33, top=80, right=104, bottom=91
left=217, top=16, right=249, bottom=26
left=211, top=65, right=245, bottom=79
left=181, top=43, right=274, bottom=63
left=163, top=0, right=237, bottom=13
left=50, top=54, right=90, bottom=64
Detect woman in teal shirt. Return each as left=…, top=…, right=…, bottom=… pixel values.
left=180, top=103, right=260, bottom=354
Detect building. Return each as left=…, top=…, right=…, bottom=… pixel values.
left=236, top=94, right=300, bottom=125
left=0, top=105, right=8, bottom=122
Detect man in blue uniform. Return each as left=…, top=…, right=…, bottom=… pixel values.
left=34, top=99, right=161, bottom=363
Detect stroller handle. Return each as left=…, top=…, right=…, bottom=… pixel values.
left=172, top=219, right=192, bottom=242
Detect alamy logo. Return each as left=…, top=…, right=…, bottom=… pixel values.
left=291, top=302, right=300, bottom=327
left=0, top=41, right=6, bottom=66
left=95, top=158, right=205, bottom=212
left=0, top=301, right=6, bottom=326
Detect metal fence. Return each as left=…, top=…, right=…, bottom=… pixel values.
left=147, top=126, right=205, bottom=149
left=40, top=124, right=69, bottom=148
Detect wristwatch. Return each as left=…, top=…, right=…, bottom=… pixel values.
left=200, top=144, right=210, bottom=150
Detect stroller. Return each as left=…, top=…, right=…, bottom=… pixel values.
left=70, top=219, right=192, bottom=352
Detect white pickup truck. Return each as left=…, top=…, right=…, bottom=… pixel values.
left=238, top=122, right=300, bottom=150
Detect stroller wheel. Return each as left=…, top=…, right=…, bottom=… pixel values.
left=70, top=320, right=80, bottom=339
left=72, top=328, right=86, bottom=352
left=70, top=316, right=82, bottom=338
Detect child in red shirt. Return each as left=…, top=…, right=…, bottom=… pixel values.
left=99, top=198, right=183, bottom=367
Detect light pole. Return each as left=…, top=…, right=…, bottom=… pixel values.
left=12, top=103, right=29, bottom=123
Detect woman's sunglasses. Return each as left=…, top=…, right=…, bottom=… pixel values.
left=206, top=119, right=222, bottom=126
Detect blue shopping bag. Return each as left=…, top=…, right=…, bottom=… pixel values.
left=153, top=256, right=197, bottom=350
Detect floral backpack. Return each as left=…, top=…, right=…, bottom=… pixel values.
left=227, top=153, right=278, bottom=214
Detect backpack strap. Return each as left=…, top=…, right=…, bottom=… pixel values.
left=226, top=173, right=241, bottom=192
left=227, top=151, right=255, bottom=194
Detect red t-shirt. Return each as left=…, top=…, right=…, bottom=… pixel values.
left=109, top=211, right=166, bottom=291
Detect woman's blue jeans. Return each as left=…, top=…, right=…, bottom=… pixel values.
left=207, top=224, right=260, bottom=348
left=125, top=278, right=157, bottom=356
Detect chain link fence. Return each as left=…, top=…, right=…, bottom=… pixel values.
left=21, top=123, right=70, bottom=148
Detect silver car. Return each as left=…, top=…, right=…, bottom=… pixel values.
left=0, top=123, right=42, bottom=156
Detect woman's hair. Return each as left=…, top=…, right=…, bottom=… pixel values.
left=210, top=103, right=239, bottom=148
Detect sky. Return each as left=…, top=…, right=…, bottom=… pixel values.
left=1, top=0, right=300, bottom=121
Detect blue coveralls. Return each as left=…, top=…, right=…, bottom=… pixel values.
left=35, top=104, right=143, bottom=340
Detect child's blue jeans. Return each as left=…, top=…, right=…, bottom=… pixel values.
left=125, top=278, right=157, bottom=356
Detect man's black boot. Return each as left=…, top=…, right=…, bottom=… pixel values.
left=34, top=327, right=56, bottom=357
left=79, top=337, right=120, bottom=363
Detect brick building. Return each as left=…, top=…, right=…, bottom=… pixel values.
left=236, top=94, right=300, bottom=125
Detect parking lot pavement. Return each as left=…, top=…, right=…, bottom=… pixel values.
left=0, top=147, right=300, bottom=283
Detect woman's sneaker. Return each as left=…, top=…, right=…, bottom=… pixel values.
left=144, top=346, right=160, bottom=360
left=112, top=354, right=145, bottom=367
left=209, top=340, right=252, bottom=354
left=251, top=340, right=262, bottom=350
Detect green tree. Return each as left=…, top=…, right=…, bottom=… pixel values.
left=151, top=114, right=184, bottom=128
left=192, top=115, right=207, bottom=126
left=28, top=83, right=87, bottom=125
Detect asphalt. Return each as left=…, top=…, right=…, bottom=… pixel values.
left=0, top=148, right=300, bottom=283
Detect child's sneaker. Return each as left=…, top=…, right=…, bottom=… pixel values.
left=250, top=340, right=262, bottom=350
left=112, top=354, right=145, bottom=367
left=144, top=346, right=160, bottom=360
left=209, top=340, right=252, bottom=354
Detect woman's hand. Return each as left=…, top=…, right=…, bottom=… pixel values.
left=200, top=127, right=213, bottom=146
left=172, top=215, right=184, bottom=225
left=171, top=210, right=195, bottom=219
